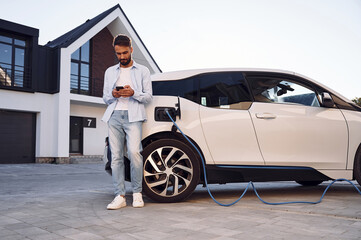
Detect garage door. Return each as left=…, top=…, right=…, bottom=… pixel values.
left=0, top=110, right=36, bottom=164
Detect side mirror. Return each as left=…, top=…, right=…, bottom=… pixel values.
left=321, top=92, right=334, bottom=108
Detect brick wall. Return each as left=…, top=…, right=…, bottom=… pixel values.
left=91, top=27, right=117, bottom=97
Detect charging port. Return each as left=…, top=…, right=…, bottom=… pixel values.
left=154, top=107, right=177, bottom=122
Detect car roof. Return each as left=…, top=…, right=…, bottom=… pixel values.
left=151, top=68, right=351, bottom=103
left=151, top=68, right=294, bottom=81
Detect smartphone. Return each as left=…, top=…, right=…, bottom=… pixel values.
left=116, top=86, right=124, bottom=91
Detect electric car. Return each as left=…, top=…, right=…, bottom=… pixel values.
left=119, top=68, right=361, bottom=203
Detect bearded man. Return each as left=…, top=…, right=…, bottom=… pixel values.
left=102, top=34, right=152, bottom=209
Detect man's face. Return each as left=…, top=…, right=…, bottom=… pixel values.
left=114, top=45, right=133, bottom=67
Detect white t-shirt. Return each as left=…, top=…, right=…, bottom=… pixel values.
left=114, top=67, right=132, bottom=110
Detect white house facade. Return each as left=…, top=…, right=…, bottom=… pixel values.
left=0, top=5, right=161, bottom=164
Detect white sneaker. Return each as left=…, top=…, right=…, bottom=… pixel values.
left=107, top=195, right=126, bottom=210
left=132, top=192, right=144, bottom=208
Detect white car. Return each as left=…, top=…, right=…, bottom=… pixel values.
left=127, top=68, right=361, bottom=203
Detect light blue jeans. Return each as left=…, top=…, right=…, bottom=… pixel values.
left=108, top=110, right=143, bottom=196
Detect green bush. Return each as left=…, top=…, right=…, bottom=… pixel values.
left=352, top=97, right=361, bottom=106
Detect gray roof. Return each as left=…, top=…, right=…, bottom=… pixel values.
left=45, top=5, right=118, bottom=48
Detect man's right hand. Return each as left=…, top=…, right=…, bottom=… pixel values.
left=112, top=88, right=122, bottom=98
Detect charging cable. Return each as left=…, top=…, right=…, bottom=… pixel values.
left=165, top=110, right=361, bottom=206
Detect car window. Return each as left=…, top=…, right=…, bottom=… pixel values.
left=198, top=72, right=252, bottom=110
left=249, top=76, right=320, bottom=107
left=152, top=77, right=198, bottom=103
left=153, top=72, right=252, bottom=110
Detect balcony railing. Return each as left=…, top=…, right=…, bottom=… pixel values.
left=0, top=63, right=31, bottom=89
left=70, top=74, right=103, bottom=97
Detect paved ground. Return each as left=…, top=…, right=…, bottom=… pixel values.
left=0, top=163, right=361, bottom=240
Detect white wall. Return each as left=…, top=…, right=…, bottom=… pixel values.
left=0, top=89, right=57, bottom=157
left=57, top=10, right=117, bottom=157
left=70, top=102, right=107, bottom=155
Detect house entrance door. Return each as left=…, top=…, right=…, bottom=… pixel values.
left=69, top=116, right=83, bottom=154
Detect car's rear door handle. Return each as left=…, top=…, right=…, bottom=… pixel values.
left=255, top=113, right=277, bottom=119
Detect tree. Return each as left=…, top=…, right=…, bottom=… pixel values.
left=352, top=97, right=361, bottom=106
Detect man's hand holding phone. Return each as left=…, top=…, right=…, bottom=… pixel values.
left=121, top=85, right=134, bottom=97
left=112, top=85, right=134, bottom=98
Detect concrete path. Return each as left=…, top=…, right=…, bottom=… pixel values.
left=0, top=163, right=360, bottom=239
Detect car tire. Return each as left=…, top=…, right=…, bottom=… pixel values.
left=142, top=139, right=200, bottom=203
left=354, top=145, right=361, bottom=186
left=295, top=180, right=323, bottom=186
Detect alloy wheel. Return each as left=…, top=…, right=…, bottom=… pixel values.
left=144, top=145, right=194, bottom=198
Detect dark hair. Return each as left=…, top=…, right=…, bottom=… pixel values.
left=113, top=34, right=132, bottom=47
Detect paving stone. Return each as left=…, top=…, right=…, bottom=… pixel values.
left=201, top=227, right=243, bottom=237
left=1, top=163, right=361, bottom=239
left=171, top=222, right=210, bottom=231
left=0, top=234, right=27, bottom=240
left=12, top=226, right=50, bottom=236
left=77, top=225, right=121, bottom=237
left=52, top=228, right=84, bottom=237
left=56, top=218, right=98, bottom=228
left=41, top=223, right=70, bottom=232
left=211, top=237, right=238, bottom=240
left=67, top=232, right=104, bottom=240
left=27, top=233, right=66, bottom=240
left=4, top=212, right=31, bottom=219
left=107, top=233, right=139, bottom=240
left=0, top=227, right=17, bottom=237
left=128, top=229, right=174, bottom=239
left=3, top=222, right=33, bottom=230
left=173, top=230, right=217, bottom=240
left=0, top=216, right=22, bottom=226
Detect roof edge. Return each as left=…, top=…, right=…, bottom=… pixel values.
left=43, top=4, right=161, bottom=72
left=44, top=4, right=119, bottom=48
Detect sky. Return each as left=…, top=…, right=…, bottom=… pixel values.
left=2, top=0, right=361, bottom=100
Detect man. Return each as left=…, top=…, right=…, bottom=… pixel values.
left=102, top=34, right=152, bottom=209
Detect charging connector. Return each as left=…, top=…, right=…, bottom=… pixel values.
left=155, top=107, right=176, bottom=122
left=154, top=97, right=181, bottom=122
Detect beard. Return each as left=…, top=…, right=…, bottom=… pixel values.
left=119, top=56, right=132, bottom=66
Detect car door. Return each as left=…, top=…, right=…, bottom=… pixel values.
left=198, top=72, right=264, bottom=165
left=246, top=73, right=348, bottom=169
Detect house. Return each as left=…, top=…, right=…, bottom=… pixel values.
left=0, top=4, right=161, bottom=164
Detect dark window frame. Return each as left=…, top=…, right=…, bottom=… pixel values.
left=70, top=40, right=92, bottom=95
left=0, top=31, right=31, bottom=90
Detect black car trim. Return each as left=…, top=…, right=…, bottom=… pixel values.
left=204, top=164, right=330, bottom=184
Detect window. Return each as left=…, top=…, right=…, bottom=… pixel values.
left=153, top=72, right=252, bottom=109
left=249, top=76, right=320, bottom=107
left=153, top=77, right=198, bottom=103
left=199, top=72, right=252, bottom=109
left=71, top=41, right=91, bottom=95
left=0, top=34, right=29, bottom=89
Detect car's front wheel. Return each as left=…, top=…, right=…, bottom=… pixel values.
left=142, top=139, right=200, bottom=203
